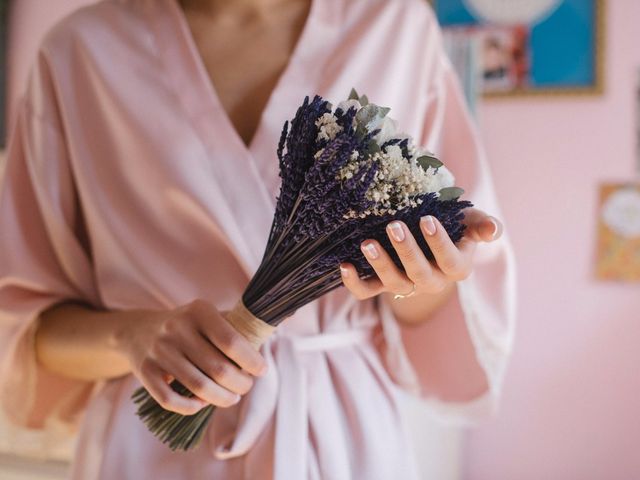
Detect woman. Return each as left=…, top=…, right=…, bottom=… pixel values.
left=0, top=0, right=516, bottom=478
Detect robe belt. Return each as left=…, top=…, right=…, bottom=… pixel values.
left=208, top=326, right=374, bottom=477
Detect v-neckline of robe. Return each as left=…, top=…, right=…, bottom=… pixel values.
left=146, top=0, right=330, bottom=276
left=164, top=0, right=319, bottom=158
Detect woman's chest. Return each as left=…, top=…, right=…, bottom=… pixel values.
left=180, top=1, right=312, bottom=148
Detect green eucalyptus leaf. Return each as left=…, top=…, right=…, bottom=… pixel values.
left=438, top=186, right=465, bottom=201
left=360, top=94, right=369, bottom=106
left=349, top=88, right=360, bottom=100
left=378, top=106, right=391, bottom=117
left=416, top=155, right=443, bottom=170
left=355, top=104, right=378, bottom=126
left=366, top=140, right=381, bottom=155
left=355, top=124, right=368, bottom=141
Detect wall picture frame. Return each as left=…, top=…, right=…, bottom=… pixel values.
left=433, top=0, right=605, bottom=97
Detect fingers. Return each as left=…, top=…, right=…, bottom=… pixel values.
left=359, top=239, right=414, bottom=295
left=184, top=331, right=255, bottom=396
left=190, top=300, right=267, bottom=377
left=479, top=215, right=502, bottom=241
left=139, top=360, right=208, bottom=415
left=339, top=262, right=385, bottom=300
left=462, top=208, right=503, bottom=242
left=420, top=215, right=472, bottom=281
left=160, top=350, right=241, bottom=408
left=133, top=300, right=270, bottom=413
left=341, top=211, right=504, bottom=301
left=385, top=221, right=448, bottom=292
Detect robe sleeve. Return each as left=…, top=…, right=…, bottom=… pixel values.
left=0, top=51, right=102, bottom=431
left=375, top=48, right=517, bottom=424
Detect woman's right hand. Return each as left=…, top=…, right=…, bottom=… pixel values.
left=120, top=299, right=267, bottom=415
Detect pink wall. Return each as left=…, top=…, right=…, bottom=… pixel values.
left=465, top=1, right=640, bottom=478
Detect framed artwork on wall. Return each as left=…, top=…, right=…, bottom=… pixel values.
left=433, top=0, right=605, bottom=97
left=595, top=183, right=640, bottom=282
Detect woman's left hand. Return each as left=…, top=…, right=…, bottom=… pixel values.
left=339, top=208, right=503, bottom=300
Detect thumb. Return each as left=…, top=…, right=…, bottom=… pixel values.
left=462, top=208, right=503, bottom=242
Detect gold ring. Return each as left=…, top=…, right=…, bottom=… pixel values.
left=393, top=283, right=416, bottom=300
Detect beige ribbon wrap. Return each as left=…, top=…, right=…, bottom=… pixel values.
left=224, top=301, right=276, bottom=350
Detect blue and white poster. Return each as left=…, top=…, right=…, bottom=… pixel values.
left=435, top=0, right=603, bottom=95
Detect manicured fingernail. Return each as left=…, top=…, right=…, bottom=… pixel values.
left=339, top=264, right=349, bottom=278
left=421, top=215, right=437, bottom=235
left=361, top=242, right=379, bottom=259
left=387, top=221, right=405, bottom=242
left=258, top=364, right=268, bottom=377
left=488, top=217, right=499, bottom=239
left=232, top=394, right=241, bottom=404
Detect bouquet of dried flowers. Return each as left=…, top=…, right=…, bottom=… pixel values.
left=132, top=89, right=472, bottom=450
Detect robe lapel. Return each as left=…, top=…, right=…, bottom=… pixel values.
left=146, top=0, right=339, bottom=277
left=145, top=0, right=278, bottom=276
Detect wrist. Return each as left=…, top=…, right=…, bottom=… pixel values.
left=110, top=308, right=157, bottom=358
left=383, top=282, right=456, bottom=326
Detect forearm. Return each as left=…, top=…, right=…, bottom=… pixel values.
left=382, top=281, right=456, bottom=325
left=34, top=301, right=148, bottom=381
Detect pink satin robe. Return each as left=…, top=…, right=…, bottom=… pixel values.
left=0, top=0, right=516, bottom=478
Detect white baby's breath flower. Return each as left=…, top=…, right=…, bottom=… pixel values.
left=315, top=113, right=342, bottom=141
left=337, top=152, right=362, bottom=181
left=384, top=144, right=404, bottom=163
left=351, top=150, right=457, bottom=218
left=335, top=91, right=461, bottom=220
